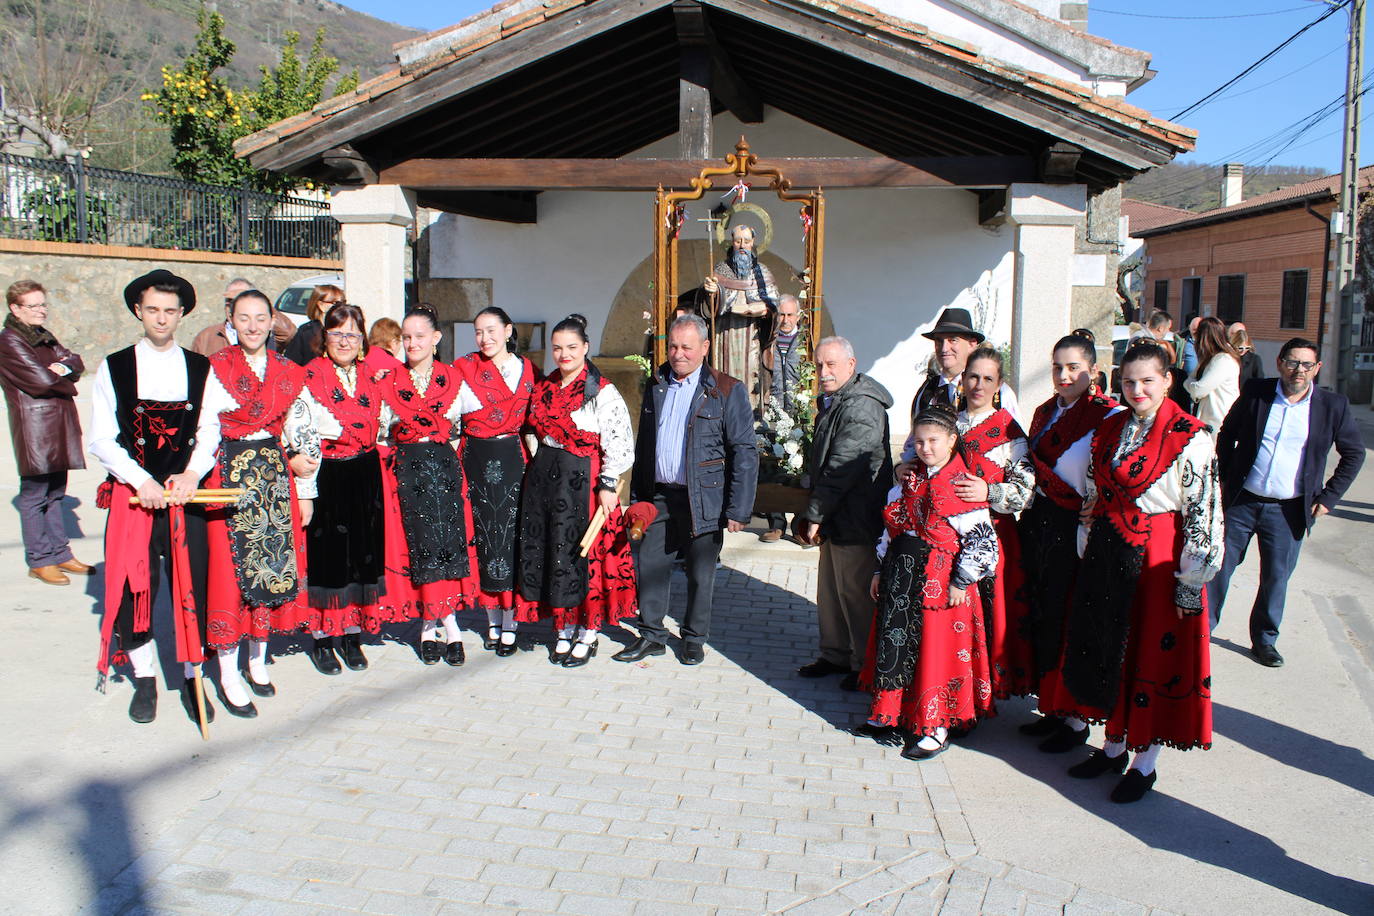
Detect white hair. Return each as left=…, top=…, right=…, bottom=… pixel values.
left=778, top=294, right=800, bottom=311
left=669, top=313, right=709, bottom=340
left=816, top=336, right=854, bottom=360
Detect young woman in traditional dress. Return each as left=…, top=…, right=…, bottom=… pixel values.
left=857, top=404, right=999, bottom=760
left=515, top=314, right=636, bottom=667
left=287, top=303, right=395, bottom=675
left=455, top=307, right=537, bottom=656
left=202, top=290, right=316, bottom=713
left=1018, top=334, right=1122, bottom=752
left=379, top=306, right=472, bottom=666
left=1051, top=341, right=1222, bottom=803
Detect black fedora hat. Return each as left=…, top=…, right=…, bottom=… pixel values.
left=922, top=307, right=984, bottom=343
left=123, top=269, right=196, bottom=316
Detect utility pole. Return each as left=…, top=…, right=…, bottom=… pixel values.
left=1329, top=0, right=1365, bottom=396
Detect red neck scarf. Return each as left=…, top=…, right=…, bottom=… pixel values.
left=883, top=453, right=984, bottom=553
left=963, top=408, right=1024, bottom=456
left=304, top=357, right=381, bottom=458
left=385, top=360, right=461, bottom=443
left=528, top=366, right=601, bottom=459
left=1089, top=398, right=1205, bottom=547
left=1027, top=392, right=1117, bottom=509
left=210, top=347, right=305, bottom=439
left=459, top=353, right=536, bottom=438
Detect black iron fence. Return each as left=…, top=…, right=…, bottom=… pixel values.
left=0, top=153, right=338, bottom=259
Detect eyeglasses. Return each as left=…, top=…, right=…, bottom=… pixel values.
left=325, top=331, right=363, bottom=344
left=16, top=302, right=48, bottom=311
left=1281, top=359, right=1317, bottom=372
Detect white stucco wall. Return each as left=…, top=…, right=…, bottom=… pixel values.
left=427, top=111, right=1018, bottom=435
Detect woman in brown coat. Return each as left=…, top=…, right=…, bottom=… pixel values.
left=0, top=280, right=91, bottom=585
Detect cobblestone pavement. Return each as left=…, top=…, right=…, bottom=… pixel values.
left=2, top=444, right=1372, bottom=914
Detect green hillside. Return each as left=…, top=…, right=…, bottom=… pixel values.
left=1124, top=162, right=1328, bottom=212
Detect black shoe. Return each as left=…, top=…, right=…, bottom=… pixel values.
left=798, top=658, right=849, bottom=678
left=550, top=641, right=573, bottom=665
left=852, top=722, right=902, bottom=746
left=311, top=638, right=342, bottom=675
left=244, top=670, right=276, bottom=698
left=1111, top=768, right=1157, bottom=804
left=495, top=634, right=519, bottom=657
left=420, top=639, right=441, bottom=665
left=218, top=688, right=258, bottom=719
left=1068, top=748, right=1128, bottom=779
left=180, top=681, right=215, bottom=724
left=613, top=637, right=666, bottom=663
left=1038, top=723, right=1090, bottom=754
left=1251, top=644, right=1284, bottom=668
left=563, top=641, right=598, bottom=668
left=679, top=642, right=705, bottom=666
left=444, top=641, right=466, bottom=667
left=900, top=734, right=948, bottom=760
left=483, top=626, right=499, bottom=651
left=128, top=676, right=157, bottom=724
left=1018, top=715, right=1063, bottom=737
left=340, top=633, right=368, bottom=670
left=838, top=672, right=861, bottom=692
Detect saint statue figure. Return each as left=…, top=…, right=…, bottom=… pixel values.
left=702, top=224, right=779, bottom=412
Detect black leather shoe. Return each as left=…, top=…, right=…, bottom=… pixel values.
left=311, top=638, right=342, bottom=675
left=613, top=637, right=666, bottom=662
left=852, top=722, right=902, bottom=746
left=495, top=635, right=519, bottom=657
left=340, top=633, right=368, bottom=670
left=550, top=641, right=572, bottom=665
left=219, top=690, right=258, bottom=719
left=420, top=640, right=441, bottom=665
left=244, top=670, right=276, bottom=698
left=1068, top=748, right=1128, bottom=779
left=483, top=626, right=499, bottom=651
left=1251, top=644, right=1284, bottom=668
left=1110, top=768, right=1157, bottom=803
left=838, top=672, right=861, bottom=691
left=180, top=681, right=215, bottom=724
left=1038, top=723, right=1090, bottom=754
left=1018, top=715, right=1063, bottom=736
left=900, top=734, right=948, bottom=760
left=128, top=676, right=157, bottom=724
left=444, top=641, right=466, bottom=667
left=563, top=641, right=598, bottom=668
left=797, top=658, right=848, bottom=678
left=679, top=642, right=705, bottom=666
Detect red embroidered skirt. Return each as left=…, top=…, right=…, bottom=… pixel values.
left=985, top=512, right=1036, bottom=698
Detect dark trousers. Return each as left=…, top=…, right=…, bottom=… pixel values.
left=116, top=508, right=209, bottom=652
left=632, top=488, right=723, bottom=646
left=1207, top=493, right=1304, bottom=648
left=764, top=513, right=790, bottom=533
left=17, top=472, right=72, bottom=568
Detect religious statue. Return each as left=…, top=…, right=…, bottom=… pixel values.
left=703, top=223, right=778, bottom=412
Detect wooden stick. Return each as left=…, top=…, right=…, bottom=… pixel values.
left=192, top=667, right=210, bottom=741
left=128, top=488, right=245, bottom=506
left=578, top=506, right=608, bottom=558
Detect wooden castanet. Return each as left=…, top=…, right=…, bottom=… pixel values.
left=578, top=506, right=609, bottom=558
left=128, top=488, right=245, bottom=506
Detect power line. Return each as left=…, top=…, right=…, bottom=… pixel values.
left=1170, top=0, right=1351, bottom=121
left=1095, top=5, right=1316, bottom=20
left=1146, top=41, right=1345, bottom=109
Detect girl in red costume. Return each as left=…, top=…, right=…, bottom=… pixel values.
left=455, top=307, right=538, bottom=656
left=379, top=306, right=472, bottom=666
left=201, top=290, right=316, bottom=714
left=1052, top=341, right=1222, bottom=803
left=857, top=404, right=999, bottom=761
left=1018, top=334, right=1122, bottom=753
left=516, top=314, right=636, bottom=667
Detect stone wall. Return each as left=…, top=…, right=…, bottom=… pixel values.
left=0, top=241, right=341, bottom=366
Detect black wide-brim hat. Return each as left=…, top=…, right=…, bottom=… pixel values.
left=123, top=269, right=196, bottom=316
left=922, top=307, right=984, bottom=343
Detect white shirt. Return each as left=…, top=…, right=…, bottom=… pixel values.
left=457, top=354, right=526, bottom=418
left=530, top=380, right=636, bottom=479
left=1244, top=380, right=1313, bottom=500
left=1184, top=353, right=1240, bottom=430
left=88, top=339, right=221, bottom=489
left=1030, top=398, right=1125, bottom=498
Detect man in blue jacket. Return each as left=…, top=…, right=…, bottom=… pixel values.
left=1209, top=337, right=1365, bottom=667
left=617, top=314, right=759, bottom=665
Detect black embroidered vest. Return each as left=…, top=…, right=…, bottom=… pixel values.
left=107, top=346, right=210, bottom=483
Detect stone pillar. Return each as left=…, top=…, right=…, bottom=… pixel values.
left=1007, top=183, right=1087, bottom=409
left=330, top=184, right=416, bottom=324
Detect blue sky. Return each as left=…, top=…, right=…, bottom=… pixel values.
left=342, top=0, right=1354, bottom=172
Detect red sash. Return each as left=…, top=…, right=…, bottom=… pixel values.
left=1027, top=393, right=1117, bottom=510
left=963, top=408, right=1024, bottom=456
left=528, top=366, right=601, bottom=459
left=1089, top=399, right=1205, bottom=548
left=210, top=347, right=305, bottom=439
left=384, top=361, right=462, bottom=444
left=304, top=357, right=381, bottom=458
left=458, top=353, right=535, bottom=439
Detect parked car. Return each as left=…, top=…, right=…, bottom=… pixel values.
left=1112, top=325, right=1132, bottom=367
left=274, top=274, right=344, bottom=328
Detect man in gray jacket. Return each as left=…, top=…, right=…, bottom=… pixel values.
left=800, top=337, right=894, bottom=690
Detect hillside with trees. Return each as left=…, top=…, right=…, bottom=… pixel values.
left=1124, top=162, right=1329, bottom=212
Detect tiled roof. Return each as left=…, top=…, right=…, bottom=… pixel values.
left=234, top=0, right=1195, bottom=161
left=1138, top=166, right=1374, bottom=236
left=1121, top=198, right=1193, bottom=235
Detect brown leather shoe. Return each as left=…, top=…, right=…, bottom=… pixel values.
left=758, top=529, right=783, bottom=543
left=28, top=566, right=70, bottom=586
left=57, top=558, right=95, bottom=575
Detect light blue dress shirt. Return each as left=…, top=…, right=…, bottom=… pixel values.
left=655, top=365, right=701, bottom=486
left=1244, top=381, right=1313, bottom=500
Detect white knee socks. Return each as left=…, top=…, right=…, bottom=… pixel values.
left=1131, top=745, right=1161, bottom=776
left=1064, top=716, right=1088, bottom=732
left=127, top=642, right=155, bottom=678
left=915, top=727, right=949, bottom=751
left=421, top=620, right=439, bottom=641
left=247, top=639, right=270, bottom=685
left=501, top=609, right=516, bottom=631
left=217, top=648, right=251, bottom=707
left=441, top=613, right=462, bottom=643
left=1103, top=738, right=1127, bottom=759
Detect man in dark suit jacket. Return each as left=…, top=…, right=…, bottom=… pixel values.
left=1209, top=337, right=1365, bottom=667
left=617, top=314, right=758, bottom=665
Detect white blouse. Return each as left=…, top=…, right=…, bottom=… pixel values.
left=1030, top=398, right=1125, bottom=498
left=284, top=363, right=393, bottom=500
left=1184, top=354, right=1241, bottom=430
left=958, top=407, right=1034, bottom=516
left=875, top=479, right=1000, bottom=589
left=457, top=354, right=525, bottom=417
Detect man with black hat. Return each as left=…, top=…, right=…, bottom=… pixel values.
left=89, top=269, right=223, bottom=726
left=909, top=307, right=1019, bottom=423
